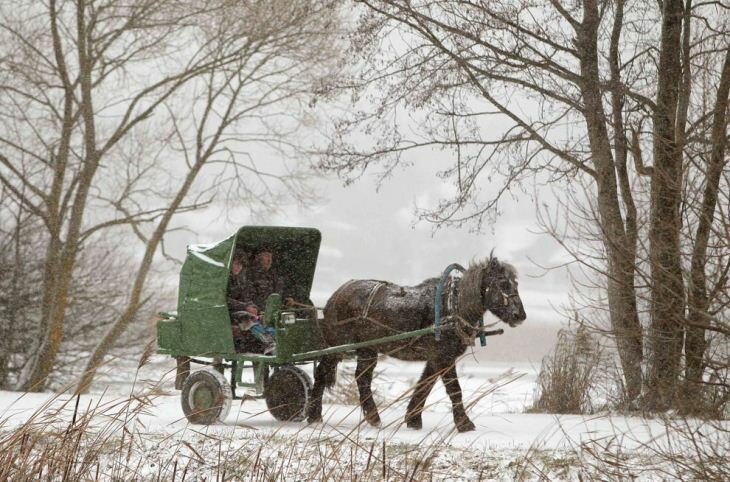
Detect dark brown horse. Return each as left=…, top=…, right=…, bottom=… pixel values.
left=307, top=255, right=526, bottom=432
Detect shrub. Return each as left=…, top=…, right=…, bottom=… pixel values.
left=531, top=324, right=601, bottom=414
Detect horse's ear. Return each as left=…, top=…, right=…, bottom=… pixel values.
left=488, top=250, right=499, bottom=269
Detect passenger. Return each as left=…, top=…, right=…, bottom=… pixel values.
left=227, top=249, right=248, bottom=311
left=240, top=247, right=294, bottom=309
left=227, top=249, right=277, bottom=355
left=232, top=302, right=276, bottom=355
left=228, top=249, right=252, bottom=352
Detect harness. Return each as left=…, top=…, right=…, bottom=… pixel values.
left=332, top=269, right=499, bottom=348
left=434, top=263, right=488, bottom=347
left=330, top=280, right=390, bottom=330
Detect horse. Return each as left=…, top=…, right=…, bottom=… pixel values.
left=306, top=254, right=526, bottom=432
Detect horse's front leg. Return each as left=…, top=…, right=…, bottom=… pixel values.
left=355, top=348, right=381, bottom=427
left=439, top=361, right=475, bottom=432
left=405, top=360, right=438, bottom=430
left=307, top=355, right=338, bottom=424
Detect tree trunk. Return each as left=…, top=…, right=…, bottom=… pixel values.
left=577, top=0, right=643, bottom=402
left=685, top=45, right=730, bottom=395
left=646, top=0, right=686, bottom=410
left=23, top=0, right=100, bottom=391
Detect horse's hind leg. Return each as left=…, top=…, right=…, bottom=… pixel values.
left=439, top=361, right=475, bottom=432
left=355, top=348, right=381, bottom=427
left=307, top=355, right=338, bottom=424
left=405, top=360, right=438, bottom=430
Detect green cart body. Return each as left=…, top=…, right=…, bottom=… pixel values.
left=157, top=226, right=328, bottom=423
left=157, top=225, right=324, bottom=360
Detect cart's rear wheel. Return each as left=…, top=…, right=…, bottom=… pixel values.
left=264, top=366, right=312, bottom=421
left=181, top=368, right=232, bottom=424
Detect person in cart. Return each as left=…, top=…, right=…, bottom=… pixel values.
left=227, top=248, right=248, bottom=309
left=227, top=247, right=286, bottom=354
left=241, top=247, right=293, bottom=308
left=231, top=301, right=276, bottom=355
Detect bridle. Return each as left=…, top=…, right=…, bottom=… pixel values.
left=482, top=265, right=517, bottom=310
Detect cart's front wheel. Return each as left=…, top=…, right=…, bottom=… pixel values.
left=181, top=368, right=232, bottom=424
left=264, top=366, right=312, bottom=421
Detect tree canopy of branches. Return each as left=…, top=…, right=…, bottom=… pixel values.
left=0, top=0, right=341, bottom=392
left=320, top=0, right=730, bottom=410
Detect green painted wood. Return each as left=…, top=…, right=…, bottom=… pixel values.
left=276, top=317, right=323, bottom=360
left=263, top=294, right=282, bottom=328
left=157, top=320, right=182, bottom=350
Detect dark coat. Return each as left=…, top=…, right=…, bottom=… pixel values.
left=227, top=270, right=250, bottom=312
left=245, top=266, right=286, bottom=308
left=233, top=265, right=286, bottom=310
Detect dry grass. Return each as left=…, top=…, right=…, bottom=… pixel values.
left=0, top=358, right=529, bottom=481
left=4, top=353, right=728, bottom=481
left=552, top=415, right=730, bottom=482
left=530, top=325, right=602, bottom=414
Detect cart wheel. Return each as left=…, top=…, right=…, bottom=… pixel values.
left=264, top=366, right=312, bottom=421
left=181, top=368, right=232, bottom=425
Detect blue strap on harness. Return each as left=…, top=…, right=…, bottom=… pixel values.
left=478, top=316, right=486, bottom=347
left=434, top=263, right=465, bottom=341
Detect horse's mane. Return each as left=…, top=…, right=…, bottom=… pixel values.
left=457, top=258, right=489, bottom=322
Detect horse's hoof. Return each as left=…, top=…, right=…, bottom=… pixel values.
left=365, top=413, right=381, bottom=427
left=405, top=418, right=422, bottom=430
left=307, top=416, right=322, bottom=424
left=456, top=419, right=476, bottom=432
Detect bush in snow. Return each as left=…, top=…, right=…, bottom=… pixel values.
left=530, top=323, right=602, bottom=414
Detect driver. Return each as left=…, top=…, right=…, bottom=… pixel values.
left=240, top=247, right=293, bottom=309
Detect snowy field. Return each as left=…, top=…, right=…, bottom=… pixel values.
left=2, top=355, right=729, bottom=480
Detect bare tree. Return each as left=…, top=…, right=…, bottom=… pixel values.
left=0, top=0, right=341, bottom=391
left=685, top=46, right=730, bottom=396
left=0, top=193, right=43, bottom=388
left=643, top=0, right=687, bottom=409
left=0, top=192, right=147, bottom=390
left=318, top=1, right=729, bottom=408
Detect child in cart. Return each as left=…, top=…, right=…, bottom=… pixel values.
left=231, top=302, right=276, bottom=355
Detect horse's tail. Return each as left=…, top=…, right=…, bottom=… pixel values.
left=317, top=354, right=339, bottom=388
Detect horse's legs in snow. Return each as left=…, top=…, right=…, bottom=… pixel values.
left=405, top=360, right=438, bottom=430
left=355, top=348, right=381, bottom=426
left=307, top=355, right=338, bottom=423
left=439, top=360, right=476, bottom=432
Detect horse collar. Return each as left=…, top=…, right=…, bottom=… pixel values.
left=434, top=263, right=466, bottom=341
left=446, top=276, right=459, bottom=316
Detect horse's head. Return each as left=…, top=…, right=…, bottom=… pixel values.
left=481, top=255, right=526, bottom=327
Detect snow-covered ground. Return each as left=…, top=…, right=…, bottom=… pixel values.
left=1, top=356, right=728, bottom=480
